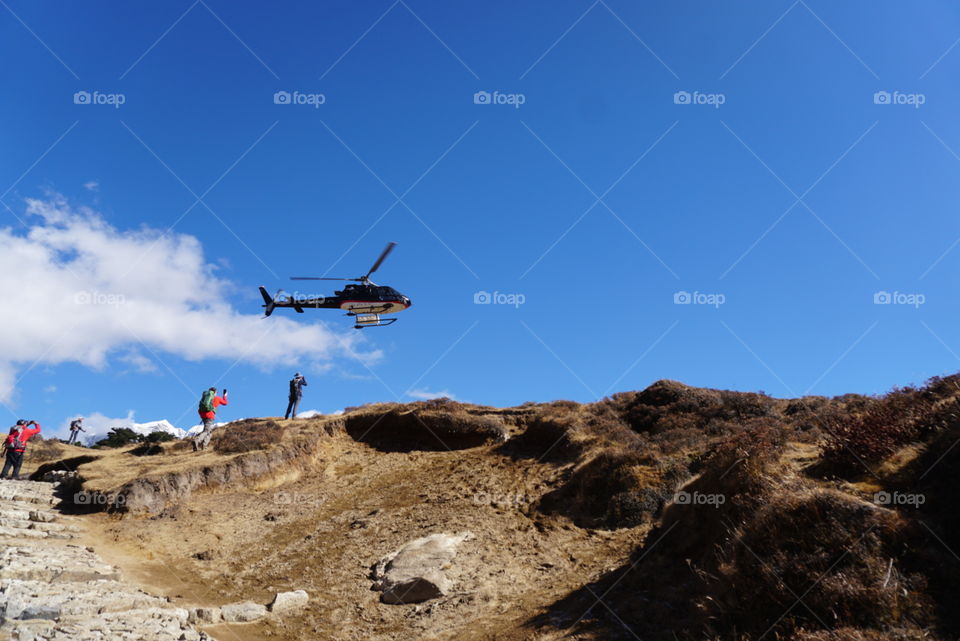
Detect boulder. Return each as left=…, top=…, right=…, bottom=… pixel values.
left=220, top=601, right=267, bottom=623
left=372, top=532, right=472, bottom=604
left=269, top=590, right=309, bottom=614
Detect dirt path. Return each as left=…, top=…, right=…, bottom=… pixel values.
left=84, top=433, right=646, bottom=641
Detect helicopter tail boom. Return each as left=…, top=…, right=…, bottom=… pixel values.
left=259, top=286, right=277, bottom=317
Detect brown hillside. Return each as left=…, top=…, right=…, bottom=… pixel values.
left=29, top=378, right=960, bottom=641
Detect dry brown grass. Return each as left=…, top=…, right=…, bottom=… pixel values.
left=29, top=375, right=960, bottom=640
left=539, top=449, right=687, bottom=528
left=211, top=418, right=287, bottom=454
left=22, top=436, right=70, bottom=464
left=343, top=404, right=507, bottom=451
left=713, top=490, right=926, bottom=635
left=32, top=418, right=315, bottom=492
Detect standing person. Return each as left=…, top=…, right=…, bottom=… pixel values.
left=285, top=372, right=308, bottom=419
left=1, top=420, right=41, bottom=480
left=193, top=387, right=228, bottom=451
left=67, top=417, right=85, bottom=445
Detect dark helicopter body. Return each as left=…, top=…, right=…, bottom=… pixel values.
left=259, top=242, right=411, bottom=328
left=259, top=284, right=411, bottom=315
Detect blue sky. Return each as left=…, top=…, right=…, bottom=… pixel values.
left=2, top=0, right=960, bottom=437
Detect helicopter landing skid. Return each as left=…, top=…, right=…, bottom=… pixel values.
left=350, top=313, right=397, bottom=329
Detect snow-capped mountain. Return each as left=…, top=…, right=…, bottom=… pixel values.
left=71, top=414, right=251, bottom=445
left=128, top=420, right=186, bottom=439
left=78, top=417, right=186, bottom=445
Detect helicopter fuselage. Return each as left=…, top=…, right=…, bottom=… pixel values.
left=263, top=284, right=411, bottom=316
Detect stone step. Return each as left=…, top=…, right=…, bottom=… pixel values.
left=5, top=607, right=211, bottom=641
left=0, top=481, right=57, bottom=493
left=0, top=507, right=32, bottom=522
left=0, top=547, right=120, bottom=583
left=1, top=520, right=79, bottom=535
left=0, top=494, right=56, bottom=507
left=1, top=579, right=171, bottom=620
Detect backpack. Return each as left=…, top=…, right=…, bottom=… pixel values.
left=199, top=389, right=216, bottom=413
left=5, top=432, right=25, bottom=453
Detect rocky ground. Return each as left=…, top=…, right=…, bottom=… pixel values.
left=0, top=480, right=210, bottom=641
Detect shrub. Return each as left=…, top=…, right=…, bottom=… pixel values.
left=211, top=419, right=286, bottom=454
left=93, top=427, right=143, bottom=448
left=539, top=450, right=686, bottom=529
left=713, top=490, right=924, bottom=636
left=822, top=389, right=931, bottom=471
left=146, top=430, right=176, bottom=443
left=344, top=408, right=507, bottom=452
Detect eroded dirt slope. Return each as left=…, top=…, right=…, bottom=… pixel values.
left=82, top=414, right=642, bottom=641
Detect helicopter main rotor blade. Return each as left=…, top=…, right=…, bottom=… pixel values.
left=289, top=277, right=359, bottom=281
left=364, top=242, right=397, bottom=279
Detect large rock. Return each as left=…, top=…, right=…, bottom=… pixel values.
left=269, top=590, right=309, bottom=614
left=220, top=601, right=267, bottom=623
left=372, top=532, right=472, bottom=604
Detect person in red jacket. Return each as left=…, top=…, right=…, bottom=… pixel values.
left=2, top=420, right=41, bottom=480
left=193, top=387, right=228, bottom=451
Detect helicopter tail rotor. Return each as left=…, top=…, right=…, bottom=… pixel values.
left=259, top=286, right=277, bottom=317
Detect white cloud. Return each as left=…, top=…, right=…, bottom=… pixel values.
left=295, top=409, right=343, bottom=418
left=406, top=388, right=456, bottom=401
left=118, top=350, right=157, bottom=373
left=83, top=181, right=99, bottom=192
left=0, top=195, right=378, bottom=403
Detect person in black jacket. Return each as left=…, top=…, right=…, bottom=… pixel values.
left=67, top=417, right=85, bottom=445
left=285, top=373, right=308, bottom=419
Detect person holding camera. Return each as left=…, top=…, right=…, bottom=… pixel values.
left=193, top=387, right=228, bottom=451
left=2, top=420, right=42, bottom=480
left=284, top=373, right=308, bottom=419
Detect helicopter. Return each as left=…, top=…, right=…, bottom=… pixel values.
left=259, top=242, right=411, bottom=329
